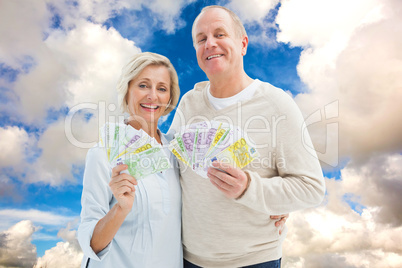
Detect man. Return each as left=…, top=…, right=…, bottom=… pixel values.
left=170, top=5, right=325, bottom=268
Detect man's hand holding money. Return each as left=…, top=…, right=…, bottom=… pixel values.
left=207, top=161, right=250, bottom=199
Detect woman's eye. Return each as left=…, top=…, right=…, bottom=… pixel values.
left=198, top=38, right=206, bottom=43
left=139, top=84, right=147, bottom=88
left=158, top=87, right=167, bottom=92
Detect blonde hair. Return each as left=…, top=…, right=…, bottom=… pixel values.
left=116, top=52, right=180, bottom=116
left=192, top=5, right=247, bottom=47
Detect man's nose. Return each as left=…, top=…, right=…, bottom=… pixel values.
left=205, top=36, right=217, bottom=49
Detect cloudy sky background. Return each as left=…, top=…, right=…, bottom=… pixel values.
left=0, top=0, right=401, bottom=267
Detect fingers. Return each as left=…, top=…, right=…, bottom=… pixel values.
left=109, top=176, right=137, bottom=209
left=110, top=177, right=136, bottom=191
left=208, top=166, right=235, bottom=187
left=114, top=184, right=135, bottom=196
left=110, top=165, right=138, bottom=196
left=211, top=161, right=241, bottom=179
left=209, top=177, right=231, bottom=194
left=270, top=214, right=289, bottom=235
left=207, top=161, right=249, bottom=199
left=110, top=173, right=137, bottom=188
left=111, top=165, right=138, bottom=185
left=208, top=161, right=245, bottom=186
left=274, top=216, right=288, bottom=227
left=112, top=164, right=129, bottom=177
left=270, top=214, right=288, bottom=220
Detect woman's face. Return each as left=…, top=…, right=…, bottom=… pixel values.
left=126, top=65, right=171, bottom=125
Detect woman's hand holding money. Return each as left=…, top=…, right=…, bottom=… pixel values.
left=109, top=164, right=138, bottom=215
left=90, top=164, right=138, bottom=254
left=207, top=161, right=250, bottom=199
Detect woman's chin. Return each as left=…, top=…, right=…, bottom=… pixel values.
left=141, top=115, right=162, bottom=126
left=126, top=114, right=161, bottom=129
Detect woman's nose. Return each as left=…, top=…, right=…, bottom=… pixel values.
left=147, top=88, right=158, bottom=101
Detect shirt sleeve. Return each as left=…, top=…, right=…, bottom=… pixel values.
left=234, top=94, right=326, bottom=215
left=77, top=146, right=114, bottom=261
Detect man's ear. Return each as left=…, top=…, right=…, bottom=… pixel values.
left=241, top=35, right=249, bottom=56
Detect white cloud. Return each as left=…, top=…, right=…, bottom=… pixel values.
left=27, top=113, right=99, bottom=185
left=0, top=175, right=22, bottom=202
left=12, top=19, right=141, bottom=124
left=48, top=0, right=193, bottom=33
left=0, top=0, right=50, bottom=68
left=2, top=0, right=192, bottom=124
left=0, top=0, right=197, bottom=187
left=34, top=240, right=83, bottom=268
left=0, top=219, right=83, bottom=268
left=225, top=0, right=279, bottom=47
left=34, top=221, right=83, bottom=268
left=146, top=0, right=195, bottom=33
left=0, top=210, right=81, bottom=267
left=50, top=21, right=141, bottom=108
left=340, top=154, right=402, bottom=226
left=1, top=2, right=141, bottom=185
left=283, top=170, right=402, bottom=267
left=277, top=0, right=384, bottom=48
left=227, top=0, right=279, bottom=23
left=0, top=126, right=31, bottom=168
left=275, top=0, right=402, bottom=165
left=0, top=209, right=77, bottom=231
left=68, top=0, right=132, bottom=24
left=0, top=220, right=37, bottom=268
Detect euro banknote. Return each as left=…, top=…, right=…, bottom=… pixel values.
left=99, top=122, right=171, bottom=179
left=169, top=120, right=258, bottom=178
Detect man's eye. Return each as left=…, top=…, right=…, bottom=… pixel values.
left=198, top=38, right=206, bottom=43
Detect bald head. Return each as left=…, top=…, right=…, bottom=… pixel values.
left=192, top=5, right=247, bottom=47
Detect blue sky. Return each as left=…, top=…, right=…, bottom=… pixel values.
left=1, top=0, right=402, bottom=267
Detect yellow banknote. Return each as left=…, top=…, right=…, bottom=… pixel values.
left=209, top=137, right=259, bottom=169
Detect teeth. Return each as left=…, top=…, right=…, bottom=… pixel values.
left=141, top=104, right=158, bottom=109
left=207, top=54, right=223, bottom=60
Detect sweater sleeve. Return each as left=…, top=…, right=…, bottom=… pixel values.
left=77, top=146, right=114, bottom=261
left=234, top=93, right=326, bottom=215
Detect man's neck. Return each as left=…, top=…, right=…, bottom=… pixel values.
left=209, top=71, right=253, bottom=98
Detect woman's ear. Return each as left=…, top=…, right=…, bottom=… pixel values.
left=166, top=99, right=172, bottom=109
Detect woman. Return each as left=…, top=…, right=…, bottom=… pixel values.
left=77, top=52, right=181, bottom=267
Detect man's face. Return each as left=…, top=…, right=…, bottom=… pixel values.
left=193, top=8, right=247, bottom=78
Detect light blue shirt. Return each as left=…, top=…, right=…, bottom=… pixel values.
left=77, top=132, right=182, bottom=268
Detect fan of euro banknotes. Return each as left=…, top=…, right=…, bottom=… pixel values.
left=99, top=123, right=172, bottom=180
left=168, top=120, right=259, bottom=178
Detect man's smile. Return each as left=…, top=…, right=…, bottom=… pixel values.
left=206, top=54, right=224, bottom=60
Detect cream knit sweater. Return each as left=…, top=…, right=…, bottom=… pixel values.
left=170, top=81, right=325, bottom=267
